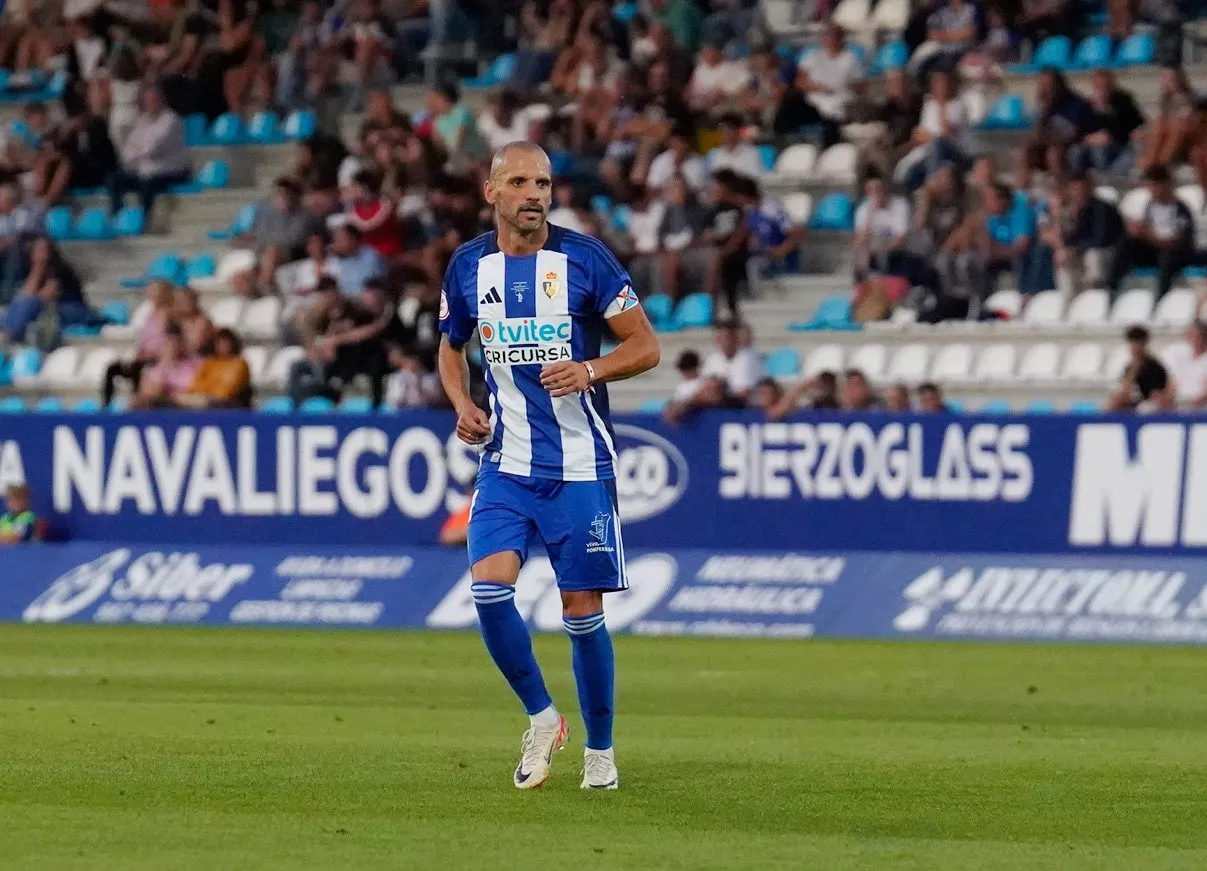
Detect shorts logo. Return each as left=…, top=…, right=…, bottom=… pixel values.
left=542, top=270, right=561, bottom=299
left=587, top=512, right=614, bottom=555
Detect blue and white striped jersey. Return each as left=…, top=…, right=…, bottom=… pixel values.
left=439, top=224, right=639, bottom=482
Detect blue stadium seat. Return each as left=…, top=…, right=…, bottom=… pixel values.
left=284, top=110, right=317, bottom=140
left=764, top=346, right=802, bottom=377
left=977, top=94, right=1030, bottom=130
left=260, top=395, right=294, bottom=414
left=121, top=253, right=183, bottom=289
left=1068, top=400, right=1100, bottom=414
left=0, top=356, right=10, bottom=387
left=979, top=399, right=1012, bottom=414
left=34, top=396, right=64, bottom=413
left=590, top=194, right=613, bottom=215
left=339, top=396, right=375, bottom=414
left=71, top=397, right=102, bottom=413
left=113, top=205, right=145, bottom=237
left=638, top=397, right=668, bottom=413
left=847, top=43, right=867, bottom=64
left=465, top=53, right=518, bottom=89
left=186, top=253, right=217, bottom=281
left=108, top=396, right=129, bottom=413
left=0, top=396, right=26, bottom=413
left=611, top=204, right=631, bottom=232
left=209, top=113, right=246, bottom=145
left=10, top=347, right=42, bottom=381
left=100, top=300, right=130, bottom=325
left=63, top=324, right=101, bottom=338
left=248, top=110, right=283, bottom=144
left=788, top=295, right=855, bottom=331
left=756, top=144, right=777, bottom=173
left=209, top=203, right=257, bottom=241
left=1025, top=399, right=1055, bottom=414
left=1070, top=34, right=1113, bottom=69
left=1115, top=32, right=1155, bottom=67
left=184, top=113, right=208, bottom=146
left=1012, top=35, right=1071, bottom=73
left=43, top=206, right=72, bottom=240
left=300, top=396, right=335, bottom=413
left=612, top=2, right=639, bottom=22
left=945, top=399, right=965, bottom=413
left=808, top=193, right=854, bottom=230
left=0, top=70, right=11, bottom=92
left=47, top=70, right=67, bottom=98
left=73, top=206, right=113, bottom=241
left=643, top=293, right=673, bottom=328
left=797, top=45, right=816, bottom=65
left=199, top=160, right=230, bottom=189
left=671, top=293, right=713, bottom=329
left=871, top=41, right=908, bottom=74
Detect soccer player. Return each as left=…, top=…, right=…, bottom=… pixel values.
left=437, top=142, right=660, bottom=791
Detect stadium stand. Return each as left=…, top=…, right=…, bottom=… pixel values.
left=0, top=0, right=1204, bottom=416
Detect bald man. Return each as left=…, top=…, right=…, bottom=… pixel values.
left=438, top=142, right=660, bottom=791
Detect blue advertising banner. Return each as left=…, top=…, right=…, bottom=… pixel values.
left=0, top=411, right=1205, bottom=554
left=7, top=542, right=1207, bottom=645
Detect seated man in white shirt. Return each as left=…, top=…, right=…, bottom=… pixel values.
left=707, top=114, right=763, bottom=180
left=1167, top=321, right=1207, bottom=409
left=701, top=318, right=764, bottom=403
left=639, top=126, right=708, bottom=194
left=685, top=41, right=750, bottom=116
left=106, top=84, right=190, bottom=221
left=774, top=24, right=864, bottom=147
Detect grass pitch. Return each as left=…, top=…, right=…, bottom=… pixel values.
left=2, top=627, right=1207, bottom=870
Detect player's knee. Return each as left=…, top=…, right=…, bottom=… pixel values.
left=471, top=551, right=522, bottom=583
left=561, top=590, right=604, bottom=618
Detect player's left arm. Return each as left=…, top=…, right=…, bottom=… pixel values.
left=541, top=303, right=660, bottom=398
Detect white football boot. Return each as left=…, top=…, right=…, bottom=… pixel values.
left=580, top=748, right=619, bottom=790
left=513, top=714, right=568, bottom=789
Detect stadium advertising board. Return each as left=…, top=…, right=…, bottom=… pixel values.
left=0, top=412, right=1205, bottom=554
left=9, top=543, right=1207, bottom=645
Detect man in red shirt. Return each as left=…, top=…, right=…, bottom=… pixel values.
left=344, top=170, right=402, bottom=259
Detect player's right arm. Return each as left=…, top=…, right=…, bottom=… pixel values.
left=437, top=260, right=491, bottom=445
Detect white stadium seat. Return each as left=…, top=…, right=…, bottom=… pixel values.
left=206, top=296, right=245, bottom=329
left=871, top=0, right=910, bottom=30
left=1103, top=345, right=1130, bottom=382
left=812, top=144, right=857, bottom=183
left=102, top=299, right=153, bottom=341
left=973, top=343, right=1016, bottom=381
left=262, top=346, right=306, bottom=389
left=802, top=343, right=844, bottom=377
left=833, top=0, right=871, bottom=31
left=1119, top=187, right=1151, bottom=222
left=847, top=343, right=888, bottom=381
left=1094, top=185, right=1119, bottom=204
left=1177, top=184, right=1205, bottom=215
left=75, top=347, right=119, bottom=390
left=963, top=89, right=989, bottom=127
left=782, top=192, right=813, bottom=226
left=190, top=249, right=256, bottom=294
left=1017, top=343, right=1061, bottom=381
left=243, top=346, right=269, bottom=384
left=1110, top=289, right=1155, bottom=325
left=772, top=144, right=818, bottom=180
left=1160, top=341, right=1191, bottom=370
left=242, top=296, right=283, bottom=340
left=37, top=346, right=80, bottom=389
left=1066, top=289, right=1109, bottom=326
left=1061, top=342, right=1105, bottom=382
left=1154, top=288, right=1197, bottom=326
left=929, top=344, right=973, bottom=382
left=1023, top=290, right=1065, bottom=326
left=984, top=289, right=1023, bottom=319
left=889, top=343, right=931, bottom=382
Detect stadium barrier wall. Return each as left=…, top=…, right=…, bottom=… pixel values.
left=0, top=411, right=1204, bottom=553
left=8, top=542, right=1207, bottom=645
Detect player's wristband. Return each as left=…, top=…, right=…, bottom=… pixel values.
left=584, top=361, right=597, bottom=385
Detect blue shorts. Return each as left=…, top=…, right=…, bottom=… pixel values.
left=467, top=467, right=628, bottom=593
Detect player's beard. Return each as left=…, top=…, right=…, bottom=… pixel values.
left=504, top=205, right=547, bottom=236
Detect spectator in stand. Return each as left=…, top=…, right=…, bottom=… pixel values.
left=749, top=376, right=785, bottom=414
left=883, top=383, right=912, bottom=412
left=768, top=370, right=841, bottom=419
left=94, top=47, right=144, bottom=150
left=509, top=0, right=577, bottom=92
left=232, top=177, right=322, bottom=298
left=1023, top=67, right=1093, bottom=173
left=895, top=69, right=970, bottom=191
left=106, top=84, right=190, bottom=222
left=701, top=318, right=764, bottom=403
left=102, top=280, right=174, bottom=407
left=670, top=349, right=703, bottom=405
left=685, top=39, right=749, bottom=117
left=736, top=176, right=802, bottom=284
left=853, top=174, right=915, bottom=290
left=976, top=181, right=1048, bottom=303
left=859, top=68, right=922, bottom=187
left=740, top=46, right=789, bottom=132
left=344, top=0, right=396, bottom=100
left=1, top=237, right=93, bottom=347
left=914, top=162, right=967, bottom=277
left=60, top=89, right=118, bottom=195
left=1042, top=172, right=1123, bottom=299
left=393, top=276, right=442, bottom=371
left=785, top=24, right=863, bottom=147
left=477, top=90, right=533, bottom=153
left=427, top=80, right=488, bottom=170
left=1137, top=65, right=1198, bottom=175
left=1069, top=69, right=1145, bottom=175
left=638, top=125, right=708, bottom=195
left=1166, top=321, right=1207, bottom=409
left=384, top=346, right=443, bottom=409
left=0, top=483, right=41, bottom=545
left=841, top=369, right=881, bottom=411
left=130, top=325, right=202, bottom=410
left=1106, top=325, right=1174, bottom=412
left=174, top=328, right=252, bottom=409
left=277, top=233, right=332, bottom=330
left=1108, top=165, right=1194, bottom=301
left=707, top=113, right=762, bottom=180
left=650, top=0, right=704, bottom=55
left=343, top=170, right=402, bottom=260
left=0, top=183, right=41, bottom=302
left=912, top=0, right=979, bottom=80
left=917, top=381, right=949, bottom=412
left=326, top=225, right=387, bottom=297
left=1016, top=0, right=1074, bottom=45
left=657, top=175, right=707, bottom=301
left=702, top=169, right=750, bottom=319
left=547, top=182, right=594, bottom=234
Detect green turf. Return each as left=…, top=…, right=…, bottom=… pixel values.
left=2, top=627, right=1207, bottom=869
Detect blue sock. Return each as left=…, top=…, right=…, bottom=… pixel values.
left=564, top=612, right=614, bottom=750
left=472, top=582, right=552, bottom=716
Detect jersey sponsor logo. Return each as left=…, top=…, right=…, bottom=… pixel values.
left=478, top=316, right=572, bottom=367
left=542, top=270, right=561, bottom=299
left=479, top=286, right=502, bottom=306
left=439, top=289, right=449, bottom=320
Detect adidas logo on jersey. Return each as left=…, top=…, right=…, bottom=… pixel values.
left=480, top=287, right=502, bottom=305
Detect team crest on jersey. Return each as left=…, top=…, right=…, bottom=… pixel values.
left=439, top=289, right=449, bottom=320
left=542, top=270, right=561, bottom=299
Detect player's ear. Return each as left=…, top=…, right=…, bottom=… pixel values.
left=483, top=180, right=497, bottom=206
